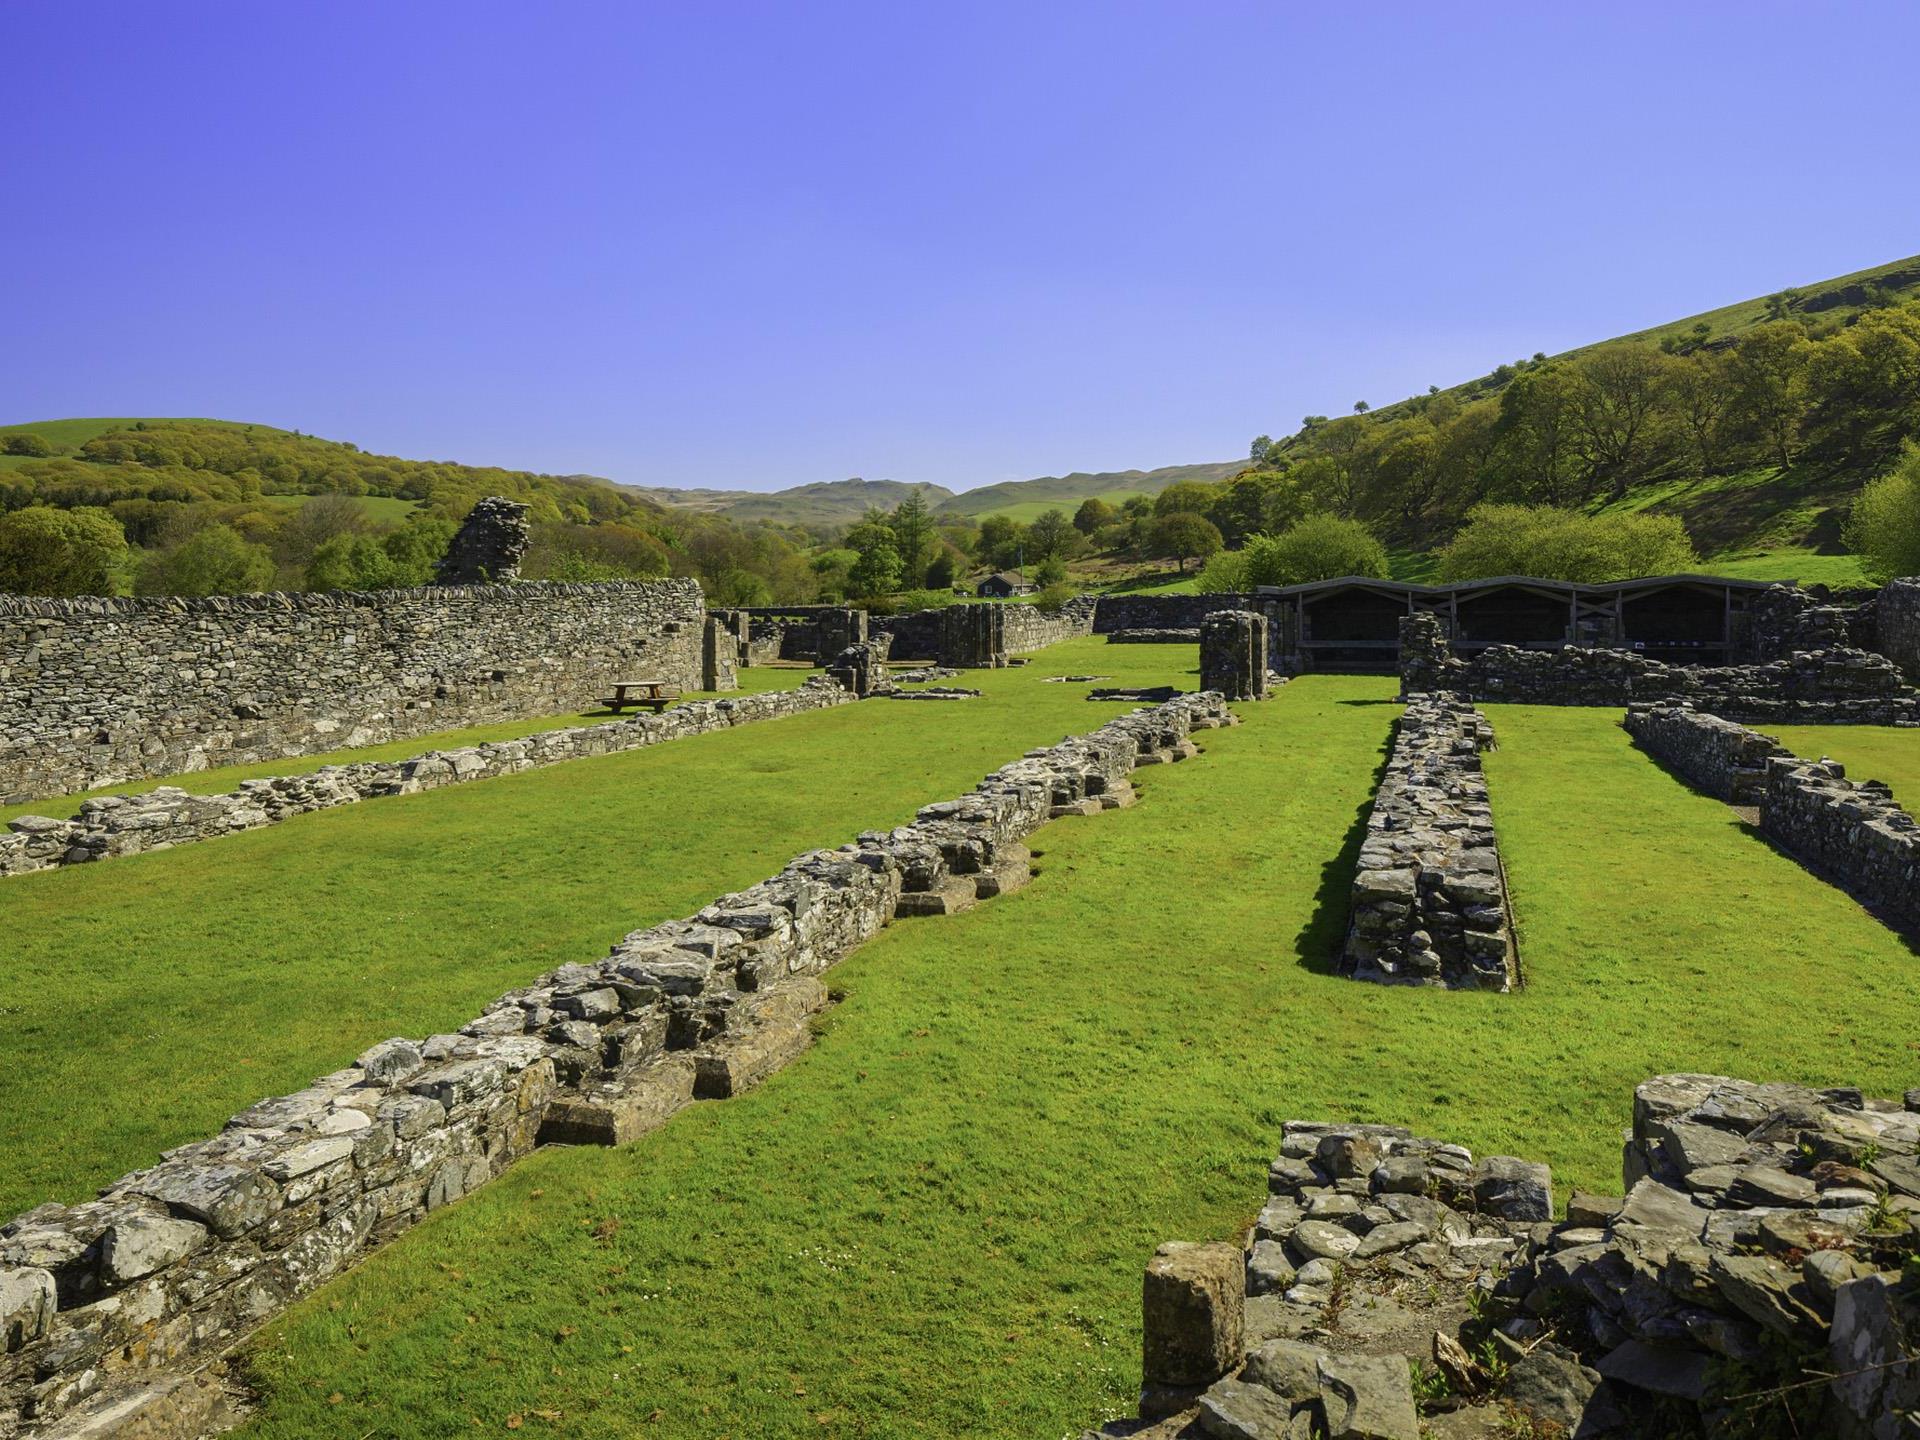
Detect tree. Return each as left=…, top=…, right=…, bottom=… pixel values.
left=2, top=432, right=54, bottom=457
left=1033, top=553, right=1068, bottom=586
left=1072, top=496, right=1117, bottom=535
left=1026, top=507, right=1079, bottom=561
left=1241, top=515, right=1388, bottom=585
left=888, top=491, right=934, bottom=587
left=1150, top=512, right=1223, bottom=573
left=1729, top=322, right=1812, bottom=469
left=1248, top=435, right=1276, bottom=466
left=845, top=510, right=903, bottom=597
left=1207, top=471, right=1305, bottom=547
left=1572, top=345, right=1672, bottom=498
left=1669, top=350, right=1737, bottom=474
left=0, top=505, right=129, bottom=595
left=1437, top=504, right=1696, bottom=583
left=1153, top=480, right=1223, bottom=518
left=137, top=523, right=276, bottom=595
left=1845, top=442, right=1920, bottom=582
left=306, top=533, right=398, bottom=590
left=925, top=544, right=962, bottom=589
left=975, top=514, right=1022, bottom=569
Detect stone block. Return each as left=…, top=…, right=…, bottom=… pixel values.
left=1142, top=1240, right=1244, bottom=1389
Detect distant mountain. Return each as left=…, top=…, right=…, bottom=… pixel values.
left=617, top=477, right=954, bottom=528
left=932, top=461, right=1244, bottom=521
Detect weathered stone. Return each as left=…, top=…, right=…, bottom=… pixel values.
left=1143, top=1241, right=1245, bottom=1389
left=1289, top=1220, right=1362, bottom=1263
left=1241, top=1339, right=1324, bottom=1403
left=435, top=496, right=530, bottom=584
left=1501, top=1347, right=1601, bottom=1433
left=99, top=1214, right=209, bottom=1286
left=1246, top=1240, right=1296, bottom=1297
left=1315, top=1352, right=1419, bottom=1440
left=0, top=1267, right=55, bottom=1352
left=1472, top=1156, right=1551, bottom=1221
left=1197, top=1377, right=1295, bottom=1440
left=134, top=1164, right=281, bottom=1239
left=1829, top=1273, right=1920, bottom=1432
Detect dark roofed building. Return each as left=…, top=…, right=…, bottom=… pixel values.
left=976, top=571, right=1037, bottom=598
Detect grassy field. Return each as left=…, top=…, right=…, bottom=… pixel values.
left=0, top=640, right=1198, bottom=1218
left=1768, top=723, right=1920, bottom=806
left=215, top=693, right=1920, bottom=1439
left=0, top=669, right=811, bottom=827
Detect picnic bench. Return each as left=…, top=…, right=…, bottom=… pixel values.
left=598, top=678, right=681, bottom=714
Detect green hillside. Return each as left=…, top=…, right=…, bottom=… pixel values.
left=935, top=461, right=1242, bottom=520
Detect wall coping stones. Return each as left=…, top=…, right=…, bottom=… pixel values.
left=1342, top=694, right=1519, bottom=991
left=1, top=691, right=1232, bottom=1437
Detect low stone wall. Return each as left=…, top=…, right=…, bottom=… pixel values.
left=1090, top=1073, right=1920, bottom=1440
left=1092, top=593, right=1259, bottom=633
left=0, top=682, right=855, bottom=880
left=1761, top=753, right=1920, bottom=931
left=0, top=692, right=1234, bottom=1436
left=0, top=581, right=708, bottom=805
left=1343, top=695, right=1518, bottom=991
left=1107, top=627, right=1200, bottom=644
left=1623, top=701, right=1792, bottom=804
left=1403, top=614, right=1920, bottom=723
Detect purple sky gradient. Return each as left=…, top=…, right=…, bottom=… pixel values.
left=5, top=2, right=1917, bottom=493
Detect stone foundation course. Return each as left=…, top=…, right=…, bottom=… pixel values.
left=0, top=680, right=855, bottom=880
left=0, top=692, right=1233, bottom=1437
left=0, top=580, right=709, bottom=805
left=1343, top=694, right=1518, bottom=991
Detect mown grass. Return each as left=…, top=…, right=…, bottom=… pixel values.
left=1768, top=724, right=1920, bottom=806
left=0, top=640, right=1196, bottom=1217
left=225, top=694, right=1920, bottom=1440
left=0, top=669, right=809, bottom=826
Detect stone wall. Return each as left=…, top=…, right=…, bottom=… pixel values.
left=1761, top=753, right=1920, bottom=932
left=0, top=581, right=708, bottom=805
left=1199, top=610, right=1269, bottom=702
left=0, top=683, right=854, bottom=880
left=868, top=607, right=945, bottom=660
left=1343, top=695, right=1519, bottom=991
left=1403, top=616, right=1920, bottom=723
left=1092, top=1073, right=1920, bottom=1440
left=1877, top=577, right=1920, bottom=682
left=0, top=692, right=1234, bottom=1436
left=871, top=598, right=1099, bottom=669
left=1623, top=701, right=1792, bottom=804
left=1092, top=593, right=1260, bottom=633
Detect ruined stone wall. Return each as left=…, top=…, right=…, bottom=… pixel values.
left=1877, top=577, right=1920, bottom=682
left=1343, top=695, right=1518, bottom=991
left=0, top=581, right=708, bottom=804
left=1100, top=1073, right=1919, bottom=1440
left=1092, top=593, right=1259, bottom=633
left=0, top=683, right=854, bottom=880
left=0, top=692, right=1233, bottom=1436
left=868, top=607, right=945, bottom=659
left=1623, top=701, right=1792, bottom=804
left=1406, top=626, right=1920, bottom=723
left=1761, top=754, right=1920, bottom=931
left=999, top=594, right=1098, bottom=653
left=1199, top=610, right=1269, bottom=702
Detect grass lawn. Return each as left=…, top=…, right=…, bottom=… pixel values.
left=0, top=641, right=1199, bottom=1219
left=0, top=669, right=810, bottom=827
left=1767, top=723, right=1920, bottom=806
left=223, top=693, right=1920, bottom=1440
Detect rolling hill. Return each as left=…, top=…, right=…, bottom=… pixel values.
left=931, top=461, right=1244, bottom=520
left=617, top=477, right=954, bottom=529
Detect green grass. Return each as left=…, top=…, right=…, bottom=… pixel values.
left=218, top=693, right=1920, bottom=1440
left=1766, top=724, right=1920, bottom=807
left=0, top=669, right=811, bottom=826
left=0, top=641, right=1199, bottom=1218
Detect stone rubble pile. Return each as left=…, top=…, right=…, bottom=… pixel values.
left=1086, top=1074, right=1920, bottom=1440
left=1342, top=695, right=1518, bottom=991
left=0, top=681, right=857, bottom=880
left=0, top=693, right=1232, bottom=1437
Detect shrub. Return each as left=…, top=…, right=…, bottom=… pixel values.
left=1438, top=504, right=1697, bottom=583
left=1242, top=514, right=1389, bottom=585
left=1846, top=441, right=1920, bottom=583
left=2, top=432, right=54, bottom=457
left=1031, top=581, right=1076, bottom=614
left=1192, top=548, right=1250, bottom=592
left=1033, top=553, right=1068, bottom=586
left=136, top=523, right=276, bottom=595
left=0, top=505, right=129, bottom=595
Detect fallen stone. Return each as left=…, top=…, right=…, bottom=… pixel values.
left=1143, top=1241, right=1245, bottom=1388
left=1197, top=1377, right=1297, bottom=1440
left=1315, top=1352, right=1419, bottom=1440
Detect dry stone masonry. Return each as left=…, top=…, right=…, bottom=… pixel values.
left=1343, top=695, right=1519, bottom=991
left=0, top=681, right=855, bottom=880
left=1403, top=612, right=1920, bottom=722
left=432, top=496, right=531, bottom=584
left=0, top=692, right=1234, bottom=1437
left=1625, top=701, right=1920, bottom=934
left=1199, top=610, right=1271, bottom=703
left=1089, top=1073, right=1920, bottom=1439
left=0, top=580, right=707, bottom=804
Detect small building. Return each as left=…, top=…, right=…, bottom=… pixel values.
left=976, top=571, right=1037, bottom=598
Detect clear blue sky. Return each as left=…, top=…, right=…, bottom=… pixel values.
left=5, top=2, right=1917, bottom=494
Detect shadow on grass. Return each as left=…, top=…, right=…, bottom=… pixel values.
left=1336, top=698, right=1402, bottom=708
left=1292, top=723, right=1396, bottom=975
left=1628, top=732, right=1920, bottom=957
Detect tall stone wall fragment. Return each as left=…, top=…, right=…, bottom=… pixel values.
left=434, top=496, right=531, bottom=584
left=1199, top=610, right=1269, bottom=702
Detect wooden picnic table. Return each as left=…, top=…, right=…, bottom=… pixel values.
left=598, top=677, right=681, bottom=714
